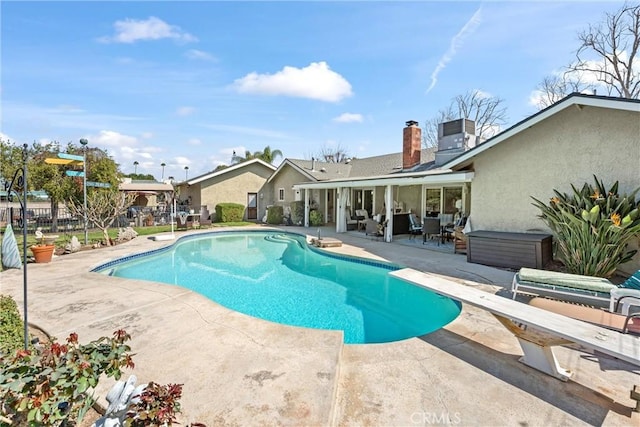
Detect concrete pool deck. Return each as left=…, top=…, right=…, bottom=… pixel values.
left=1, top=225, right=638, bottom=426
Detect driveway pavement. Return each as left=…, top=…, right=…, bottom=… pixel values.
left=1, top=225, right=638, bottom=426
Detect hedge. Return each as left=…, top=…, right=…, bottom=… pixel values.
left=215, top=203, right=245, bottom=222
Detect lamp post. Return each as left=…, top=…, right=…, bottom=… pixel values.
left=161, top=162, right=166, bottom=180
left=133, top=161, right=139, bottom=175
left=79, top=138, right=89, bottom=245
left=184, top=166, right=189, bottom=181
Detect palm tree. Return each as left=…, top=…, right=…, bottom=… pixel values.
left=232, top=146, right=283, bottom=164
left=231, top=150, right=256, bottom=164
left=184, top=165, right=189, bottom=181
left=258, top=146, right=283, bottom=164
left=160, top=162, right=166, bottom=180
left=133, top=161, right=139, bottom=174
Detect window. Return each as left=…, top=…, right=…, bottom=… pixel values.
left=278, top=188, right=285, bottom=201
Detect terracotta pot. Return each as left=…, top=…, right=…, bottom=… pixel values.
left=31, top=245, right=55, bottom=263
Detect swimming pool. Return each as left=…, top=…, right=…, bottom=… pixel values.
left=94, top=230, right=461, bottom=344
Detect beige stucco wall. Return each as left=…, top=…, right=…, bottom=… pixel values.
left=467, top=105, right=640, bottom=273
left=182, top=163, right=273, bottom=220
left=266, top=165, right=327, bottom=223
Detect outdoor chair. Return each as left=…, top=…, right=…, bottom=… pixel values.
left=407, top=213, right=422, bottom=240
left=346, top=211, right=358, bottom=231
left=422, top=217, right=441, bottom=245
left=355, top=209, right=369, bottom=231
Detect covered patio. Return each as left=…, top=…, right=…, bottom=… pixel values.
left=293, top=169, right=473, bottom=242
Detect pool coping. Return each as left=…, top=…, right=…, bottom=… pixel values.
left=1, top=225, right=638, bottom=425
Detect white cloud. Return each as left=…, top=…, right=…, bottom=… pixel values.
left=232, top=61, right=352, bottom=102
left=174, top=156, right=191, bottom=167
left=99, top=16, right=197, bottom=44
left=426, top=7, right=483, bottom=94
left=185, top=49, right=216, bottom=61
left=91, top=130, right=138, bottom=147
left=176, top=106, right=196, bottom=116
left=187, top=138, right=202, bottom=145
left=333, top=113, right=363, bottom=123
left=140, top=132, right=154, bottom=139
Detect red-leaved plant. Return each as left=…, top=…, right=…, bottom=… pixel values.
left=125, top=382, right=184, bottom=426
left=0, top=329, right=134, bottom=425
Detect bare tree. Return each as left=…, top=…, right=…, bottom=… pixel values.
left=571, top=3, right=640, bottom=98
left=318, top=144, right=350, bottom=163
left=532, top=74, right=595, bottom=110
left=66, top=189, right=137, bottom=246
left=422, top=107, right=455, bottom=148
left=422, top=90, right=508, bottom=148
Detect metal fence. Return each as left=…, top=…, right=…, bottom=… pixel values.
left=0, top=205, right=175, bottom=233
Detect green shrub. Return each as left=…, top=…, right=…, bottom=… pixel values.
left=267, top=205, right=283, bottom=225
left=309, top=210, right=324, bottom=226
left=0, top=295, right=27, bottom=355
left=290, top=201, right=305, bottom=225
left=532, top=175, right=640, bottom=277
left=215, top=203, right=245, bottom=222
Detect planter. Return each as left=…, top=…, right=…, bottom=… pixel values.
left=31, top=245, right=55, bottom=263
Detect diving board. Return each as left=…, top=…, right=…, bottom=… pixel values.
left=391, top=268, right=640, bottom=381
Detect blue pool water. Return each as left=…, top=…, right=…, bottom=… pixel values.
left=94, top=231, right=461, bottom=344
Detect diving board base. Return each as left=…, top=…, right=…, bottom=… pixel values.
left=310, top=238, right=342, bottom=248
left=517, top=338, right=572, bottom=381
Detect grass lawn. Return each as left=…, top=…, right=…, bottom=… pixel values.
left=0, top=221, right=255, bottom=269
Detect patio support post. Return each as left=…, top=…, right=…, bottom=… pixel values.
left=335, top=187, right=344, bottom=233
left=385, top=184, right=393, bottom=242
left=304, top=188, right=309, bottom=227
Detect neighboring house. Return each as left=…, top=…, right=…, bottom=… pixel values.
left=176, top=159, right=276, bottom=221
left=118, top=179, right=174, bottom=208
left=284, top=93, right=639, bottom=272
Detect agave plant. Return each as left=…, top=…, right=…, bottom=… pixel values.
left=531, top=175, right=640, bottom=278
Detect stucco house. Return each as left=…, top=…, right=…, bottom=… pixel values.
left=278, top=93, right=639, bottom=272
left=176, top=159, right=276, bottom=221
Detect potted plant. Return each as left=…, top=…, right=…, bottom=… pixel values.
left=144, top=213, right=155, bottom=227
left=30, top=228, right=58, bottom=263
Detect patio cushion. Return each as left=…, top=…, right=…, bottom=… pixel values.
left=619, top=270, right=640, bottom=290
left=518, top=268, right=616, bottom=293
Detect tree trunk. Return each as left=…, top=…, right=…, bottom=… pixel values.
left=102, top=228, right=112, bottom=246
left=50, top=199, right=59, bottom=232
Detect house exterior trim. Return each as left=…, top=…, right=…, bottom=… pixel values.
left=186, top=158, right=276, bottom=186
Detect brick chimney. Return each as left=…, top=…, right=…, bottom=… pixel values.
left=403, top=120, right=421, bottom=170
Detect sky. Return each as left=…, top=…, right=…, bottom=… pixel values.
left=0, top=0, right=628, bottom=180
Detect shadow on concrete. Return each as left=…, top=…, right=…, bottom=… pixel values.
left=419, top=328, right=635, bottom=424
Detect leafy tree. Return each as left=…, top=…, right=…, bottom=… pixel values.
left=27, top=141, right=121, bottom=232
left=125, top=173, right=156, bottom=181
left=423, top=90, right=507, bottom=148
left=29, top=142, right=77, bottom=231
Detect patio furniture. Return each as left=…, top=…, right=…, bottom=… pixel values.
left=466, top=231, right=553, bottom=269
left=407, top=213, right=422, bottom=240
left=355, top=209, right=369, bottom=231
left=346, top=211, right=358, bottom=231
left=512, top=267, right=640, bottom=310
left=422, top=217, right=441, bottom=245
